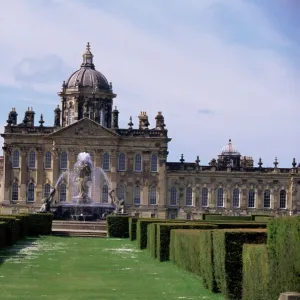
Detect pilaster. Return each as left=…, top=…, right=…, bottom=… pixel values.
left=20, top=147, right=29, bottom=201
left=36, top=147, right=44, bottom=203
left=52, top=148, right=61, bottom=202
left=3, top=148, right=12, bottom=201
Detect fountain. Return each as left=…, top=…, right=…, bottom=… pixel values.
left=43, top=152, right=122, bottom=221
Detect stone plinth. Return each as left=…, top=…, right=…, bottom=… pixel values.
left=278, top=292, right=300, bottom=300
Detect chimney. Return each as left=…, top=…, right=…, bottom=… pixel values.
left=23, top=107, right=35, bottom=127
left=112, top=106, right=119, bottom=129
left=8, top=107, right=18, bottom=125
left=155, top=111, right=165, bottom=130
left=54, top=105, right=61, bottom=127
left=138, top=111, right=149, bottom=130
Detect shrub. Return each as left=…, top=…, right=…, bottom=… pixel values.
left=213, top=229, right=267, bottom=300
left=0, top=222, right=6, bottom=248
left=107, top=215, right=129, bottom=238
left=2, top=214, right=29, bottom=238
left=129, top=217, right=138, bottom=241
left=136, top=219, right=185, bottom=250
left=27, top=213, right=53, bottom=236
left=242, top=244, right=269, bottom=300
left=0, top=216, right=18, bottom=246
left=147, top=223, right=159, bottom=258
left=156, top=223, right=217, bottom=262
left=204, top=214, right=252, bottom=221
left=267, top=217, right=300, bottom=299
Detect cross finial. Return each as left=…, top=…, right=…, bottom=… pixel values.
left=86, top=42, right=91, bottom=51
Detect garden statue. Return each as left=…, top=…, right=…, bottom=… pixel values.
left=40, top=188, right=56, bottom=213
left=109, top=189, right=125, bottom=214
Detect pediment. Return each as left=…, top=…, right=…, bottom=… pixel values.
left=49, top=118, right=119, bottom=138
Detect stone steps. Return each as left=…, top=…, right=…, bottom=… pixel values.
left=51, top=220, right=108, bottom=238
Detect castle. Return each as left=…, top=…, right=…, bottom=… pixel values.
left=1, top=43, right=299, bottom=219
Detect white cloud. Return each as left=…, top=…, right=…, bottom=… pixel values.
left=0, top=0, right=298, bottom=166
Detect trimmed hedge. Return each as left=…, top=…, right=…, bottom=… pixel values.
left=213, top=229, right=267, bottom=300
left=27, top=213, right=53, bottom=236
left=0, top=222, right=6, bottom=248
left=156, top=223, right=217, bottom=262
left=215, top=222, right=267, bottom=229
left=136, top=219, right=186, bottom=250
left=0, top=216, right=18, bottom=246
left=107, top=215, right=129, bottom=238
left=129, top=217, right=138, bottom=241
left=267, top=217, right=300, bottom=299
left=1, top=214, right=29, bottom=238
left=242, top=244, right=269, bottom=300
left=251, top=214, right=273, bottom=221
left=204, top=215, right=252, bottom=221
left=147, top=223, right=158, bottom=258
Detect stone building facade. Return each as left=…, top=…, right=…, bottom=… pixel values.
left=1, top=43, right=300, bottom=219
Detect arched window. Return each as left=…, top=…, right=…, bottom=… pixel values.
left=201, top=188, right=208, bottom=207
left=217, top=188, right=224, bottom=207
left=135, top=154, right=142, bottom=172
left=185, top=187, right=193, bottom=206
left=103, top=153, right=110, bottom=171
left=233, top=188, right=240, bottom=208
left=102, top=185, right=108, bottom=203
left=118, top=153, right=126, bottom=171
left=117, top=184, right=125, bottom=200
left=28, top=151, right=36, bottom=169
left=151, top=155, right=158, bottom=172
left=12, top=150, right=20, bottom=168
left=44, top=184, right=51, bottom=198
left=134, top=186, right=141, bottom=205
left=248, top=189, right=255, bottom=208
left=59, top=183, right=67, bottom=202
left=11, top=182, right=18, bottom=201
left=279, top=190, right=286, bottom=209
left=264, top=190, right=270, bottom=208
left=60, top=152, right=68, bottom=169
left=170, top=187, right=177, bottom=206
left=149, top=186, right=157, bottom=205
left=27, top=183, right=35, bottom=202
left=44, top=151, right=52, bottom=169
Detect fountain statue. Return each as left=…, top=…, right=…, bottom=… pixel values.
left=109, top=189, right=125, bottom=214
left=40, top=188, right=56, bottom=213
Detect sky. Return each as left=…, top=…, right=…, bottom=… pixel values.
left=0, top=0, right=299, bottom=167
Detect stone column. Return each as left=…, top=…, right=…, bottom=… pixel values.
left=240, top=189, right=247, bottom=210
left=255, top=189, right=259, bottom=209
left=141, top=183, right=149, bottom=206
left=207, top=188, right=212, bottom=208
left=210, top=188, right=216, bottom=209
left=224, top=187, right=230, bottom=209
left=109, top=150, right=117, bottom=202
left=256, top=189, right=263, bottom=210
left=195, top=185, right=200, bottom=209
left=3, top=148, right=12, bottom=201
left=52, top=149, right=61, bottom=203
left=36, top=148, right=45, bottom=203
left=20, top=148, right=29, bottom=201
left=157, top=158, right=167, bottom=207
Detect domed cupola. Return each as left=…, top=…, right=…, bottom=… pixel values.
left=65, top=42, right=111, bottom=91
left=218, top=139, right=241, bottom=168
left=58, top=43, right=117, bottom=128
left=220, top=139, right=240, bottom=156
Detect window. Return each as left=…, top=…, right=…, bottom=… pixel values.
left=118, top=153, right=126, bottom=171
left=135, top=154, right=142, bottom=172
left=102, top=185, right=108, bottom=203
left=45, top=151, right=52, bottom=169
left=233, top=188, right=240, bottom=208
left=27, top=183, right=35, bottom=202
left=12, top=150, right=20, bottom=168
left=134, top=186, right=141, bottom=205
left=117, top=184, right=125, bottom=200
left=151, top=155, right=158, bottom=172
left=59, top=183, right=67, bottom=202
left=60, top=152, right=68, bottom=169
left=185, top=187, right=193, bottom=206
left=11, top=182, right=18, bottom=201
left=103, top=153, right=110, bottom=171
left=201, top=188, right=208, bottom=207
left=170, top=187, right=177, bottom=206
left=248, top=189, right=255, bottom=208
left=264, top=190, right=270, bottom=208
left=44, top=184, right=51, bottom=198
left=217, top=188, right=224, bottom=207
left=279, top=190, right=286, bottom=209
left=28, top=151, right=36, bottom=169
left=149, top=186, right=157, bottom=205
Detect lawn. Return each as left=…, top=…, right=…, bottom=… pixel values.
left=0, top=236, right=223, bottom=300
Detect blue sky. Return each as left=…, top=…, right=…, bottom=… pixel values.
left=0, top=0, right=299, bottom=167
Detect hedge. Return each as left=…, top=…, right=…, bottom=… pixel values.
left=242, top=244, right=269, bottom=300
left=156, top=223, right=217, bottom=262
left=213, top=229, right=267, bottom=300
left=215, top=222, right=267, bottom=229
left=204, top=215, right=252, bottom=221
left=267, top=217, right=300, bottom=299
left=0, top=222, right=6, bottom=248
left=136, top=219, right=186, bottom=250
left=107, top=215, right=129, bottom=238
left=147, top=223, right=158, bottom=258
left=0, top=216, right=18, bottom=246
left=251, top=214, right=273, bottom=221
left=129, top=217, right=138, bottom=241
left=27, top=213, right=53, bottom=236
left=1, top=214, right=29, bottom=238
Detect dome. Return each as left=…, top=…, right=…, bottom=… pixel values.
left=65, top=42, right=110, bottom=91
left=220, top=139, right=240, bottom=156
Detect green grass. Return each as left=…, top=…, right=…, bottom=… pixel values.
left=0, top=236, right=223, bottom=300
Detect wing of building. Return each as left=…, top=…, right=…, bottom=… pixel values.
left=0, top=43, right=299, bottom=218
